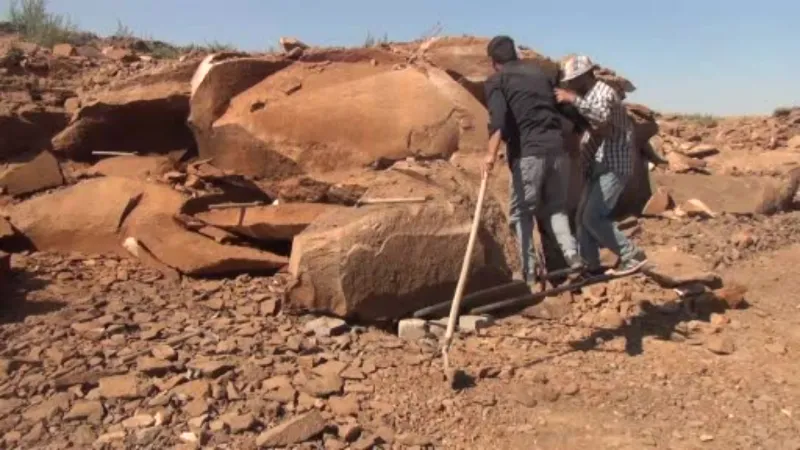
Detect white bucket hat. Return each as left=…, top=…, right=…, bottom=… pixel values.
left=561, top=55, right=595, bottom=82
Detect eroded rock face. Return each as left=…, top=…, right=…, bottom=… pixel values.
left=286, top=161, right=516, bottom=320
left=653, top=171, right=800, bottom=215
left=192, top=57, right=489, bottom=179
left=9, top=177, right=288, bottom=276
left=51, top=61, right=200, bottom=159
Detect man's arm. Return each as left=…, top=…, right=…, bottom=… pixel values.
left=573, top=87, right=614, bottom=126
left=482, top=79, right=507, bottom=176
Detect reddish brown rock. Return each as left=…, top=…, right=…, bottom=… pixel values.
left=667, top=151, right=707, bottom=173
left=9, top=177, right=143, bottom=255
left=189, top=55, right=291, bottom=160
left=287, top=170, right=514, bottom=319
left=197, top=59, right=488, bottom=179
left=280, top=37, right=309, bottom=52
left=256, top=411, right=326, bottom=448
left=652, top=172, right=799, bottom=215
left=91, top=155, right=176, bottom=180
left=0, top=110, right=69, bottom=160
left=0, top=151, right=64, bottom=196
left=626, top=103, right=659, bottom=148
left=103, top=46, right=138, bottom=62
left=195, top=203, right=345, bottom=241
left=641, top=187, right=673, bottom=216
left=52, top=43, right=76, bottom=57
left=9, top=177, right=288, bottom=275
left=51, top=60, right=199, bottom=159
left=713, top=284, right=748, bottom=309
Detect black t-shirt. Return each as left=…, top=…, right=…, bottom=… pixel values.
left=484, top=60, right=564, bottom=163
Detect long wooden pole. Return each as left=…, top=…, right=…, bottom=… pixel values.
left=441, top=174, right=489, bottom=372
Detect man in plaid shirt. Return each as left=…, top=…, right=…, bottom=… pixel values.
left=554, top=55, right=648, bottom=276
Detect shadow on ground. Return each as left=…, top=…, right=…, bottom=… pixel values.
left=0, top=269, right=65, bottom=325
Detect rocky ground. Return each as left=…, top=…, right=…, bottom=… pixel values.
left=0, top=213, right=800, bottom=450
left=1, top=21, right=800, bottom=450
left=1, top=209, right=799, bottom=449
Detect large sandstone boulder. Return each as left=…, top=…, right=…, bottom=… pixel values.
left=192, top=56, right=489, bottom=179
left=189, top=55, right=292, bottom=160
left=51, top=61, right=200, bottom=159
left=288, top=202, right=511, bottom=321
left=9, top=177, right=288, bottom=276
left=286, top=161, right=517, bottom=320
left=653, top=171, right=800, bottom=215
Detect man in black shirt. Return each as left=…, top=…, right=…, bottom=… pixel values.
left=481, top=35, right=582, bottom=283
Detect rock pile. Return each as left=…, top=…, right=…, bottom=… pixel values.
left=1, top=28, right=795, bottom=321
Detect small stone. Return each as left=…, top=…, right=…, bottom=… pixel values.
left=135, top=427, right=161, bottom=446
left=700, top=434, right=714, bottom=442
left=72, top=425, right=96, bottom=445
left=714, top=284, right=748, bottom=309
left=710, top=313, right=729, bottom=327
left=261, top=299, right=279, bottom=316
left=151, top=345, right=177, bottom=361
left=122, top=414, right=155, bottom=429
left=304, top=317, right=349, bottom=337
left=303, top=373, right=344, bottom=398
left=397, top=319, right=429, bottom=341
left=706, top=336, right=735, bottom=355
left=171, top=379, right=210, bottom=400
left=642, top=187, right=673, bottom=216
left=328, top=395, right=360, bottom=417
left=98, top=374, right=144, bottom=399
left=64, top=400, right=104, bottom=424
left=184, top=398, right=209, bottom=417
left=179, top=432, right=198, bottom=443
left=137, top=357, right=174, bottom=376
left=221, top=412, right=256, bottom=433
left=765, top=342, right=787, bottom=355
left=96, top=431, right=126, bottom=445
left=188, top=359, right=235, bottom=378
left=256, top=411, right=327, bottom=447
left=561, top=383, right=580, bottom=396
left=340, top=367, right=365, bottom=380
left=339, top=423, right=362, bottom=442
left=456, top=315, right=494, bottom=332
left=22, top=393, right=70, bottom=422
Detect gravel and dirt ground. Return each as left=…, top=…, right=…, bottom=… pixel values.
left=2, top=211, right=799, bottom=450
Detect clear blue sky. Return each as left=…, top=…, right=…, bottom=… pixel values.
left=3, top=0, right=798, bottom=115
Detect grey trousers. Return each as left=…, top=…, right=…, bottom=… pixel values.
left=576, top=161, right=640, bottom=269
left=508, top=153, right=578, bottom=282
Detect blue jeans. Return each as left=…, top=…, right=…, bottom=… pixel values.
left=577, top=162, right=639, bottom=269
left=509, top=154, right=578, bottom=282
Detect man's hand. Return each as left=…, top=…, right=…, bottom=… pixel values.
left=481, top=153, right=496, bottom=178
left=554, top=87, right=577, bottom=104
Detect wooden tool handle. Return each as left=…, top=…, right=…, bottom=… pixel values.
left=442, top=174, right=489, bottom=350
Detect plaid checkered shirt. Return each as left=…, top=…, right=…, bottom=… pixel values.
left=574, top=81, right=635, bottom=180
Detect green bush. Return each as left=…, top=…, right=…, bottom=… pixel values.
left=6, top=0, right=79, bottom=47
